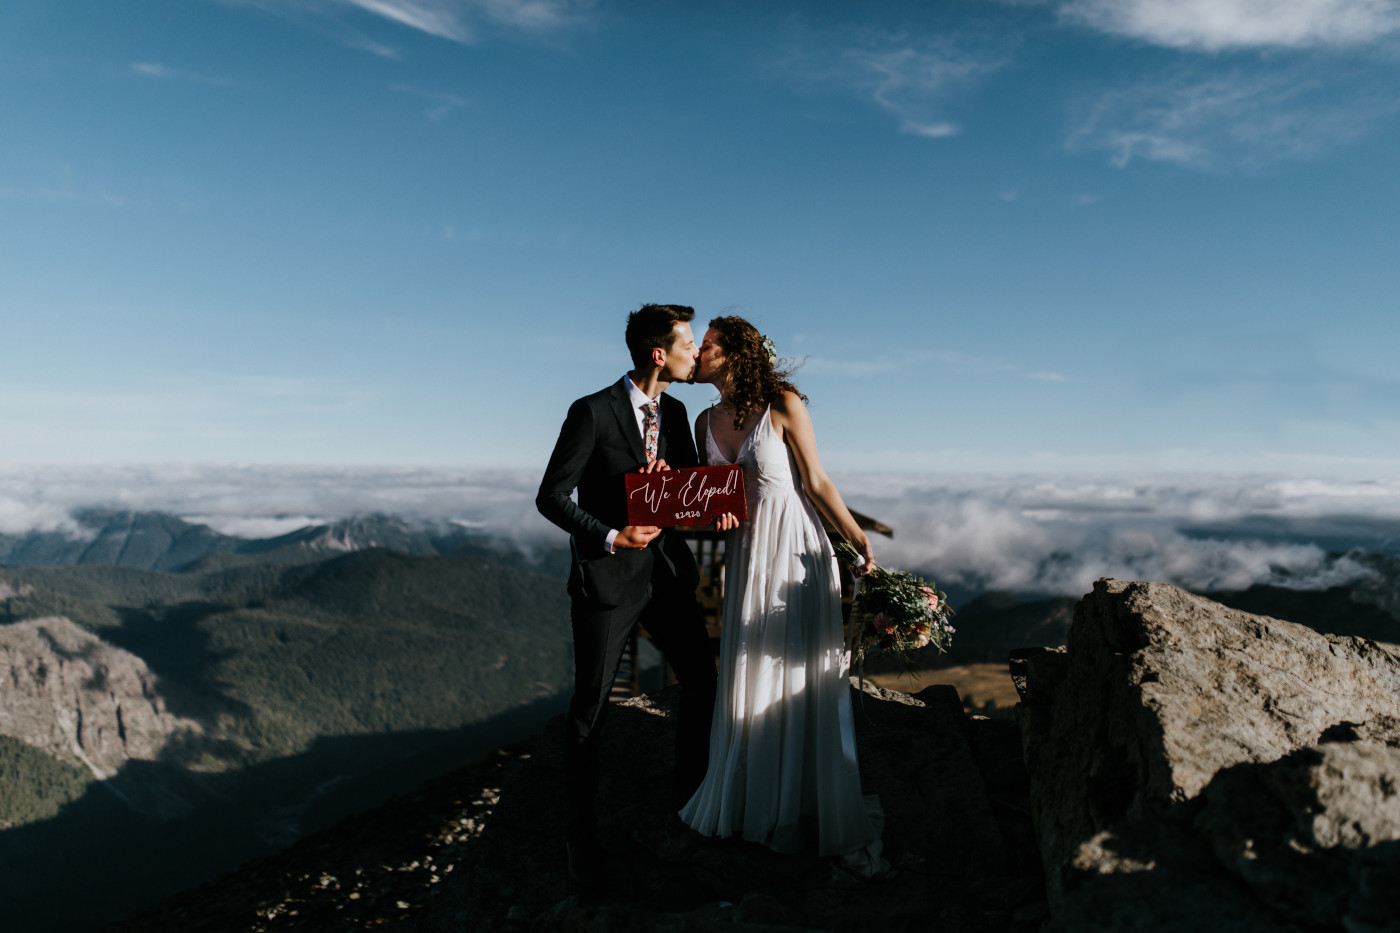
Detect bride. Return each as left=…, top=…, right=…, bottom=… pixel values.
left=678, top=314, right=887, bottom=876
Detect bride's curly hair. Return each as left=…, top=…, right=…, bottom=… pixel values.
left=709, top=315, right=806, bottom=430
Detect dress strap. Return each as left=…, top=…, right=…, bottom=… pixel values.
left=704, top=407, right=728, bottom=465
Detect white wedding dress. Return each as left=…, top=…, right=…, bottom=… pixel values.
left=679, top=405, right=886, bottom=875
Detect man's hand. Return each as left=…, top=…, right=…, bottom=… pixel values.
left=615, top=525, right=661, bottom=549
left=639, top=458, right=670, bottom=474
left=712, top=512, right=739, bottom=532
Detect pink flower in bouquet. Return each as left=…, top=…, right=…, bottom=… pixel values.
left=920, top=586, right=939, bottom=612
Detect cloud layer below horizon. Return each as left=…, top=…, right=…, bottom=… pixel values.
left=2, top=465, right=1395, bottom=597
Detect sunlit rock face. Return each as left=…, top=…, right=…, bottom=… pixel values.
left=1016, top=579, right=1400, bottom=931
left=0, top=616, right=202, bottom=814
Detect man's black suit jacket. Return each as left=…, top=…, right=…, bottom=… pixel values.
left=537, top=379, right=701, bottom=607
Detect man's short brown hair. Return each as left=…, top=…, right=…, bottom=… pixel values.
left=625, top=304, right=695, bottom=369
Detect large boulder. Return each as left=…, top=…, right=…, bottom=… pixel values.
left=1014, top=578, right=1400, bottom=931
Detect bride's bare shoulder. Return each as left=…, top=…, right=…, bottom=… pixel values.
left=771, top=390, right=809, bottom=418
left=769, top=392, right=813, bottom=443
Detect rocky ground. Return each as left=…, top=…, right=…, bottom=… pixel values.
left=106, top=577, right=1400, bottom=932
left=107, top=680, right=1045, bottom=932
left=868, top=663, right=1022, bottom=715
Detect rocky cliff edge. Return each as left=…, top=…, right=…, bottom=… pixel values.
left=1014, top=578, right=1400, bottom=932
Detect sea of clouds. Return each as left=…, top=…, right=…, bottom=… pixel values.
left=839, top=474, right=1400, bottom=597
left=3, top=464, right=1398, bottom=597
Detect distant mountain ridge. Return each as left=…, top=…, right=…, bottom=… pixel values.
left=0, top=510, right=239, bottom=571
left=0, top=510, right=520, bottom=574
left=244, top=513, right=444, bottom=557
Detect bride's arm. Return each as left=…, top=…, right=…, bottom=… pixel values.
left=694, top=408, right=711, bottom=467
left=771, top=390, right=875, bottom=569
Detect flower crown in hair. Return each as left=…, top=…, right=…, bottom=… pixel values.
left=761, top=335, right=777, bottom=364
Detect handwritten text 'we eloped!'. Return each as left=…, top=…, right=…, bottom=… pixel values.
left=624, top=465, right=748, bottom=528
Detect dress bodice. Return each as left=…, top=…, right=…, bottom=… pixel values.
left=705, top=406, right=794, bottom=503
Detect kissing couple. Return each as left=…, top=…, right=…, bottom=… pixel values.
left=536, top=303, right=889, bottom=889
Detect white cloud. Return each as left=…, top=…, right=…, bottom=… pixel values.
left=2, top=467, right=1396, bottom=596
left=343, top=0, right=587, bottom=40
left=0, top=181, right=132, bottom=208
left=390, top=83, right=470, bottom=120
left=230, top=0, right=591, bottom=51
left=1066, top=66, right=1396, bottom=170
left=804, top=348, right=1070, bottom=383
left=132, top=62, right=174, bottom=78
left=131, top=62, right=232, bottom=85
left=469, top=0, right=585, bottom=31
left=1060, top=0, right=1400, bottom=51
left=842, top=473, right=1400, bottom=595
left=776, top=27, right=1006, bottom=139
left=802, top=353, right=927, bottom=379
left=0, top=184, right=77, bottom=204
left=0, top=464, right=557, bottom=555
left=337, top=0, right=474, bottom=42
left=903, top=119, right=962, bottom=139
left=837, top=35, right=1006, bottom=139
left=0, top=498, right=86, bottom=537
left=182, top=514, right=342, bottom=537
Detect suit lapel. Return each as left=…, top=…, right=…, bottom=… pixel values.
left=609, top=381, right=647, bottom=465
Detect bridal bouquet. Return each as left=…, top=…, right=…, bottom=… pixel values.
left=834, top=540, right=955, bottom=666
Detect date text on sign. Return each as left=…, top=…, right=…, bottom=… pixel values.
left=625, top=464, right=748, bottom=528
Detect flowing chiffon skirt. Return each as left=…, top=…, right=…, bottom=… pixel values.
left=679, top=407, right=884, bottom=872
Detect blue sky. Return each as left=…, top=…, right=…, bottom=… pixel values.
left=3, top=0, right=1398, bottom=475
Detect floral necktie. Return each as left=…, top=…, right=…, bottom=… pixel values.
left=641, top=399, right=659, bottom=464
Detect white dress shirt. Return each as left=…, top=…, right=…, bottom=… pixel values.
left=605, top=375, right=661, bottom=553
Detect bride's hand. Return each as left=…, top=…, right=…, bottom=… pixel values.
left=855, top=537, right=875, bottom=575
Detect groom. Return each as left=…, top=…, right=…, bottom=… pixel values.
left=536, top=303, right=720, bottom=886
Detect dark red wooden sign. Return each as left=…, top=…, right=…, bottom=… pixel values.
left=625, top=464, right=748, bottom=528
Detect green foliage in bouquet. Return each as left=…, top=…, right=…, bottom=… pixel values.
left=834, top=539, right=956, bottom=666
